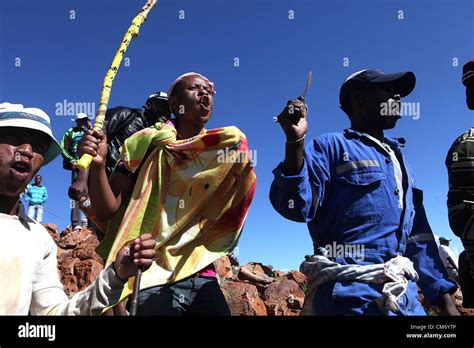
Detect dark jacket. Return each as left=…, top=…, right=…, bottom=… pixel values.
left=103, top=106, right=149, bottom=178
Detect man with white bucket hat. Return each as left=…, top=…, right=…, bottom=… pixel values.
left=0, top=102, right=156, bottom=315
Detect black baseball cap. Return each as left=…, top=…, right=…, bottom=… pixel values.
left=146, top=91, right=168, bottom=104
left=339, top=69, right=416, bottom=111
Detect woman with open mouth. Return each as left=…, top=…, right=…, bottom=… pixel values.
left=80, top=72, right=257, bottom=316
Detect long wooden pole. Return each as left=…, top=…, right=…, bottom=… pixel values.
left=77, top=0, right=158, bottom=170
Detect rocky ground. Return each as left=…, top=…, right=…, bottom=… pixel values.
left=44, top=224, right=474, bottom=316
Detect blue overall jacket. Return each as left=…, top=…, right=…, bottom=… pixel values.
left=270, top=128, right=456, bottom=315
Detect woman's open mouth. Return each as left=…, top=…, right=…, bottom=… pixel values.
left=200, top=97, right=211, bottom=111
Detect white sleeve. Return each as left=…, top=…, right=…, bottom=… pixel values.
left=30, top=238, right=126, bottom=316
left=438, top=245, right=449, bottom=263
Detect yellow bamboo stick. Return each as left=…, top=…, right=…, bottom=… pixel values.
left=77, top=0, right=158, bottom=170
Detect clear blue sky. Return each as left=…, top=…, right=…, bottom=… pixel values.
left=1, top=0, right=473, bottom=270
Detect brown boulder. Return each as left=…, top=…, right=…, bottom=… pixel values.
left=57, top=255, right=78, bottom=296
left=238, top=265, right=274, bottom=285
left=43, top=223, right=59, bottom=242
left=54, top=226, right=104, bottom=296
left=58, top=227, right=93, bottom=249
left=221, top=281, right=267, bottom=316
left=214, top=256, right=235, bottom=280
left=263, top=279, right=305, bottom=315
left=241, top=262, right=274, bottom=278
left=452, top=288, right=474, bottom=316
left=274, top=271, right=286, bottom=278
left=73, top=235, right=102, bottom=263
left=285, top=271, right=307, bottom=287
left=74, top=259, right=103, bottom=290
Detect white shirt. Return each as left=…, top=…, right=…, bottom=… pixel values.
left=0, top=213, right=125, bottom=315
left=438, top=244, right=458, bottom=270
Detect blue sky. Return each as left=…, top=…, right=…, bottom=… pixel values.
left=1, top=0, right=473, bottom=270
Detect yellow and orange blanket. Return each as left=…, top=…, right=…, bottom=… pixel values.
left=96, top=121, right=256, bottom=302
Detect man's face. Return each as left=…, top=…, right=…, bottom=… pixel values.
left=144, top=99, right=172, bottom=124
left=354, top=83, right=401, bottom=130
left=169, top=75, right=214, bottom=127
left=0, top=127, right=48, bottom=197
left=465, top=80, right=474, bottom=110
left=76, top=118, right=90, bottom=130
left=34, top=175, right=42, bottom=185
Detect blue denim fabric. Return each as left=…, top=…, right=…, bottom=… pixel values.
left=27, top=203, right=43, bottom=223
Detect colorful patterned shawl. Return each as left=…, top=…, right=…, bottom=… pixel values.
left=97, top=121, right=256, bottom=302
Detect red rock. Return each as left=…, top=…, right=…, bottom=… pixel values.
left=43, top=223, right=59, bottom=242
left=53, top=226, right=105, bottom=297
left=214, top=256, right=235, bottom=280
left=73, top=235, right=101, bottom=261
left=57, top=256, right=78, bottom=296
left=263, top=279, right=305, bottom=315
left=238, top=265, right=274, bottom=284
left=58, top=227, right=93, bottom=249
left=74, top=259, right=103, bottom=290
left=286, top=271, right=307, bottom=287
left=57, top=247, right=73, bottom=259
left=274, top=271, right=286, bottom=278
left=452, top=288, right=474, bottom=316
left=242, top=262, right=274, bottom=278
left=221, top=281, right=267, bottom=315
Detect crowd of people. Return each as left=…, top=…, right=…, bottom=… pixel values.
left=0, top=60, right=473, bottom=316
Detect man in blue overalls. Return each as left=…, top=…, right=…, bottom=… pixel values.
left=270, top=69, right=459, bottom=315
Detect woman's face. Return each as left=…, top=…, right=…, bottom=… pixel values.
left=169, top=75, right=215, bottom=128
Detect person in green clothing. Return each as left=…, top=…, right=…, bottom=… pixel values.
left=61, top=113, right=91, bottom=230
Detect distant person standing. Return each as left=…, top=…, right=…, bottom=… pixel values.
left=438, top=236, right=459, bottom=282
left=24, top=175, right=48, bottom=223
left=61, top=112, right=91, bottom=230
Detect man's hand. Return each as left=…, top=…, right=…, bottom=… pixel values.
left=276, top=99, right=308, bottom=142
left=113, top=233, right=156, bottom=281
left=438, top=293, right=461, bottom=316
left=77, top=130, right=108, bottom=168
left=276, top=99, right=309, bottom=176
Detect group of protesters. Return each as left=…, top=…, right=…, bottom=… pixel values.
left=0, top=60, right=473, bottom=316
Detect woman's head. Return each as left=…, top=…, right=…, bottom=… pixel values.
left=168, top=73, right=215, bottom=130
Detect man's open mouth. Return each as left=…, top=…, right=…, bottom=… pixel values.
left=11, top=161, right=32, bottom=174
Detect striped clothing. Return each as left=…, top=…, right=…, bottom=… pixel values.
left=446, top=128, right=474, bottom=270
left=24, top=185, right=48, bottom=205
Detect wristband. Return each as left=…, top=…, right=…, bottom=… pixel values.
left=286, top=134, right=306, bottom=144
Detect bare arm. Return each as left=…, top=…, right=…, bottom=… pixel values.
left=78, top=130, right=134, bottom=221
